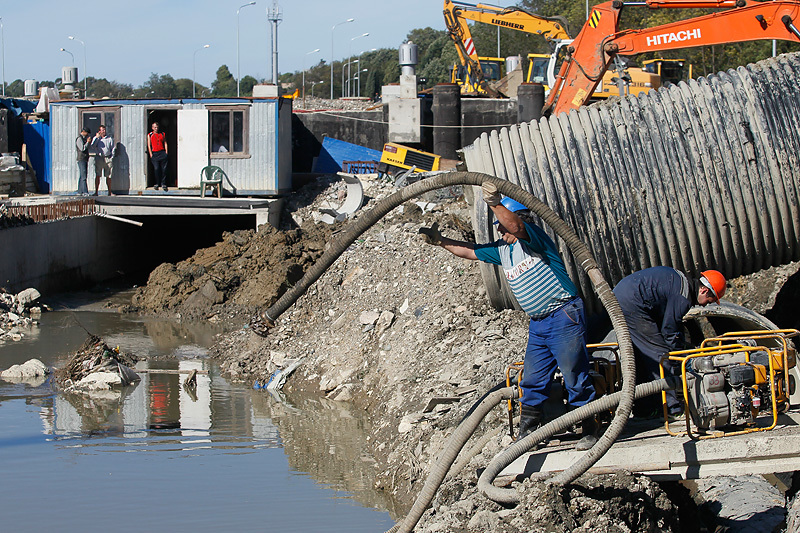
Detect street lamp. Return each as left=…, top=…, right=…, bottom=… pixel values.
left=357, top=68, right=367, bottom=98
left=193, top=44, right=210, bottom=98
left=68, top=35, right=87, bottom=95
left=236, top=1, right=256, bottom=97
left=345, top=59, right=358, bottom=98
left=310, top=80, right=323, bottom=97
left=302, top=48, right=320, bottom=107
left=348, top=32, right=368, bottom=97
left=59, top=47, right=75, bottom=64
left=0, top=18, right=5, bottom=97
left=330, top=18, right=354, bottom=99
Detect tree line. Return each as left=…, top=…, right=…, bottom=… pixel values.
left=4, top=4, right=798, bottom=100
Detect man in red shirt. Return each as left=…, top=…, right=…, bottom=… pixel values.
left=148, top=122, right=169, bottom=192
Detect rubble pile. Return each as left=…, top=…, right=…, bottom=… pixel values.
left=0, top=287, right=43, bottom=342
left=54, top=334, right=140, bottom=391
left=293, top=96, right=380, bottom=112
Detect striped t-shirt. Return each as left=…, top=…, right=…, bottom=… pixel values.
left=474, top=222, right=576, bottom=319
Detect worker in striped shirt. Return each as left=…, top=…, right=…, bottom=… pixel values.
left=419, top=181, right=598, bottom=450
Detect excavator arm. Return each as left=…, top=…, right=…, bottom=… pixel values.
left=545, top=0, right=800, bottom=116
left=443, top=0, right=573, bottom=96
left=445, top=0, right=571, bottom=41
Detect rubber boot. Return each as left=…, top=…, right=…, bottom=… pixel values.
left=518, top=404, right=544, bottom=441
left=575, top=415, right=598, bottom=451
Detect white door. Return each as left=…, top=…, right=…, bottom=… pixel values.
left=177, top=109, right=209, bottom=187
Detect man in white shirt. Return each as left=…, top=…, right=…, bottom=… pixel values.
left=91, top=124, right=116, bottom=195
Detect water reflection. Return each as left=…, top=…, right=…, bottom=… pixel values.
left=0, top=305, right=396, bottom=531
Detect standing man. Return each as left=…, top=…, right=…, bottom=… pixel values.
left=91, top=125, right=115, bottom=196
left=75, top=127, right=91, bottom=196
left=147, top=122, right=169, bottom=192
left=613, top=267, right=727, bottom=417
left=419, top=182, right=598, bottom=450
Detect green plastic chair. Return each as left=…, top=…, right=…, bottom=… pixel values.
left=200, top=165, right=226, bottom=198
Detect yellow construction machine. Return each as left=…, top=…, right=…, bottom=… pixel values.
left=444, top=0, right=661, bottom=99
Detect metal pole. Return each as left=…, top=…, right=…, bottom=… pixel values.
left=0, top=19, right=4, bottom=97
left=330, top=18, right=354, bottom=100
left=237, top=2, right=256, bottom=97
left=69, top=35, right=86, bottom=95
left=303, top=48, right=320, bottom=107
left=60, top=47, right=75, bottom=64
left=349, top=33, right=368, bottom=98
left=193, top=44, right=210, bottom=98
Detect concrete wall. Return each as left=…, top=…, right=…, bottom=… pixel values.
left=291, top=98, right=519, bottom=172
left=293, top=110, right=388, bottom=173
left=0, top=213, right=259, bottom=295
left=0, top=217, right=141, bottom=294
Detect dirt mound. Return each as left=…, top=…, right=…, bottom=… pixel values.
left=131, top=219, right=331, bottom=320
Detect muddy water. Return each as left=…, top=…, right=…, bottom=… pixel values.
left=0, top=291, right=395, bottom=532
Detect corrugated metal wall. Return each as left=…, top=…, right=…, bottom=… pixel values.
left=50, top=99, right=288, bottom=195
left=462, top=52, right=800, bottom=314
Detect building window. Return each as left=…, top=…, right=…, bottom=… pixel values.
left=210, top=107, right=249, bottom=158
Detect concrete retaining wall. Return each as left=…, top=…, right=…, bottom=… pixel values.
left=291, top=98, right=519, bottom=172
left=0, top=216, right=141, bottom=294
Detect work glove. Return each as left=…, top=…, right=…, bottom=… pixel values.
left=418, top=222, right=442, bottom=246
left=481, top=181, right=502, bottom=207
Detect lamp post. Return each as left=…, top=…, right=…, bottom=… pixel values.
left=345, top=59, right=358, bottom=98
left=348, top=32, right=368, bottom=97
left=357, top=68, right=367, bottom=98
left=311, top=80, right=322, bottom=97
left=59, top=47, right=75, bottom=64
left=330, top=18, right=354, bottom=100
left=193, top=44, right=210, bottom=98
left=236, top=1, right=256, bottom=97
left=302, top=48, right=320, bottom=107
left=0, top=18, right=5, bottom=97
left=68, top=35, right=86, bottom=95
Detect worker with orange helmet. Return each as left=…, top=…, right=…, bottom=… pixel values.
left=613, top=267, right=727, bottom=418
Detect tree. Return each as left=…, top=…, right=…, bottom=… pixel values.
left=240, top=75, right=258, bottom=96
left=211, top=65, right=236, bottom=97
left=6, top=79, right=24, bottom=97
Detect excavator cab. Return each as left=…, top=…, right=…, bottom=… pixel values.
left=643, top=59, right=691, bottom=85
left=526, top=54, right=550, bottom=84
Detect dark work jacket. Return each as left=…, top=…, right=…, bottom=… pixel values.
left=613, top=266, right=700, bottom=352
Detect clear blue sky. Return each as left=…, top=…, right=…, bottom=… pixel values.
left=2, top=0, right=445, bottom=88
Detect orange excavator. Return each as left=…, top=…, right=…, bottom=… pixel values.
left=545, top=0, right=800, bottom=116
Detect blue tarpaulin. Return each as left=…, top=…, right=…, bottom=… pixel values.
left=312, top=136, right=381, bottom=174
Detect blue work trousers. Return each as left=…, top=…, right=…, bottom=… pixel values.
left=520, top=298, right=596, bottom=408
left=77, top=159, right=89, bottom=195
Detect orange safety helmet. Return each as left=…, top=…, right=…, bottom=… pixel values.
left=700, top=269, right=727, bottom=303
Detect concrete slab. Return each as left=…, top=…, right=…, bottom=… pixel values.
left=501, top=412, right=800, bottom=481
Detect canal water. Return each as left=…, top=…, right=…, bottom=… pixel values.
left=0, top=290, right=396, bottom=532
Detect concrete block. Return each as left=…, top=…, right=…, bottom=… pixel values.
left=252, top=84, right=279, bottom=98
left=399, top=74, right=418, bottom=99
left=388, top=99, right=421, bottom=143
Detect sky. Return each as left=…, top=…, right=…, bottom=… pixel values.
left=2, top=0, right=445, bottom=89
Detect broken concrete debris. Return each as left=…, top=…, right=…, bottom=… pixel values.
left=0, top=358, right=50, bottom=385
left=0, top=287, right=44, bottom=343
left=54, top=335, right=140, bottom=392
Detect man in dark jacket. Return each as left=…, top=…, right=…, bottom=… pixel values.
left=613, top=266, right=726, bottom=416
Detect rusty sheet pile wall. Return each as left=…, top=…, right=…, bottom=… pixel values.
left=462, top=52, right=800, bottom=311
